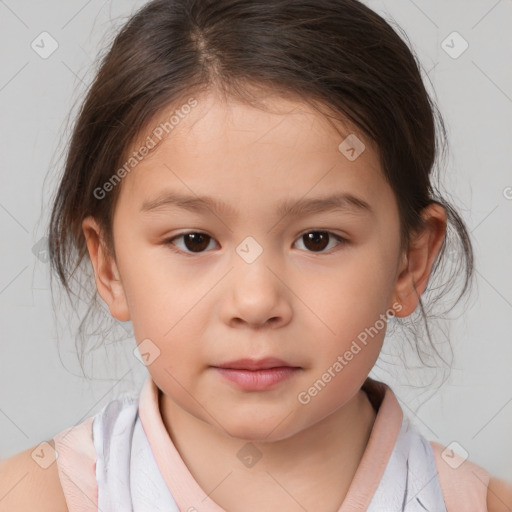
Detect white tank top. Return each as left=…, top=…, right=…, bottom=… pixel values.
left=53, top=375, right=491, bottom=511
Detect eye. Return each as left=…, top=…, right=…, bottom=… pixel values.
left=164, top=232, right=218, bottom=255
left=294, top=230, right=347, bottom=253
left=164, top=230, right=348, bottom=256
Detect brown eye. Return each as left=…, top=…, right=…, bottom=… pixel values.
left=295, top=231, right=346, bottom=253
left=165, top=232, right=217, bottom=254
left=165, top=230, right=347, bottom=256
left=182, top=233, right=211, bottom=252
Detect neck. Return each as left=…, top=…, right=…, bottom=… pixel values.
left=159, top=387, right=377, bottom=512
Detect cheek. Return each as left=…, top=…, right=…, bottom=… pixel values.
left=116, top=243, right=192, bottom=321
left=118, top=274, right=203, bottom=373
left=298, top=250, right=394, bottom=370
left=307, top=254, right=394, bottom=330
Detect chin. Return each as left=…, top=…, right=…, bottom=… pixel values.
left=226, top=426, right=286, bottom=443
left=219, top=416, right=299, bottom=443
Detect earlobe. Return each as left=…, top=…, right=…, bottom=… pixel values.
left=391, top=203, right=447, bottom=317
left=82, top=216, right=131, bottom=322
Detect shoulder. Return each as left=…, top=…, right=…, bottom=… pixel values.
left=0, top=439, right=68, bottom=512
left=430, top=440, right=512, bottom=512
left=487, top=476, right=512, bottom=512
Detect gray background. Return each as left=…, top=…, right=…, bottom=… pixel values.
left=0, top=0, right=511, bottom=483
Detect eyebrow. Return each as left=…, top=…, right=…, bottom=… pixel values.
left=140, top=190, right=373, bottom=218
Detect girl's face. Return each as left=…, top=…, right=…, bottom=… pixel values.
left=87, top=90, right=412, bottom=441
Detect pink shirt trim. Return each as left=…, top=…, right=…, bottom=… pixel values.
left=53, top=415, right=97, bottom=511
left=430, top=440, right=490, bottom=511
left=52, top=375, right=492, bottom=512
left=137, top=376, right=404, bottom=511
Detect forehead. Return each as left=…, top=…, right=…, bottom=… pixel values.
left=120, top=89, right=388, bottom=210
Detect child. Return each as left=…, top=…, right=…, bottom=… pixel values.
left=1, top=0, right=511, bottom=510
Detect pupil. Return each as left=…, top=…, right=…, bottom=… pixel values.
left=184, top=233, right=209, bottom=252
left=305, top=232, right=328, bottom=251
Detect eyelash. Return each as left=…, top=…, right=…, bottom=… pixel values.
left=163, top=230, right=348, bottom=257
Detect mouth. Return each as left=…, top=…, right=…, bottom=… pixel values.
left=212, top=358, right=301, bottom=391
left=214, top=357, right=299, bottom=371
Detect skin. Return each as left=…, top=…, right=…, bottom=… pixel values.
left=82, top=88, right=447, bottom=512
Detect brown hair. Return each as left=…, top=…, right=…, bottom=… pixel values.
left=47, top=0, right=474, bottom=387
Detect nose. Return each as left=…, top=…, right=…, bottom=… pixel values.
left=220, top=246, right=293, bottom=330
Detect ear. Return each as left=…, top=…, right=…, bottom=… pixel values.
left=391, top=203, right=447, bottom=317
left=82, top=216, right=130, bottom=322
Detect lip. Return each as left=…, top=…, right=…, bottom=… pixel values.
left=215, top=357, right=297, bottom=371
left=212, top=358, right=301, bottom=391
left=214, top=366, right=299, bottom=391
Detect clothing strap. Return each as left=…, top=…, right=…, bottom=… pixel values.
left=52, top=382, right=491, bottom=512
left=431, top=440, right=490, bottom=512
left=53, top=415, right=98, bottom=511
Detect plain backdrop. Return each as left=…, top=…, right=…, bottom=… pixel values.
left=0, top=0, right=511, bottom=483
